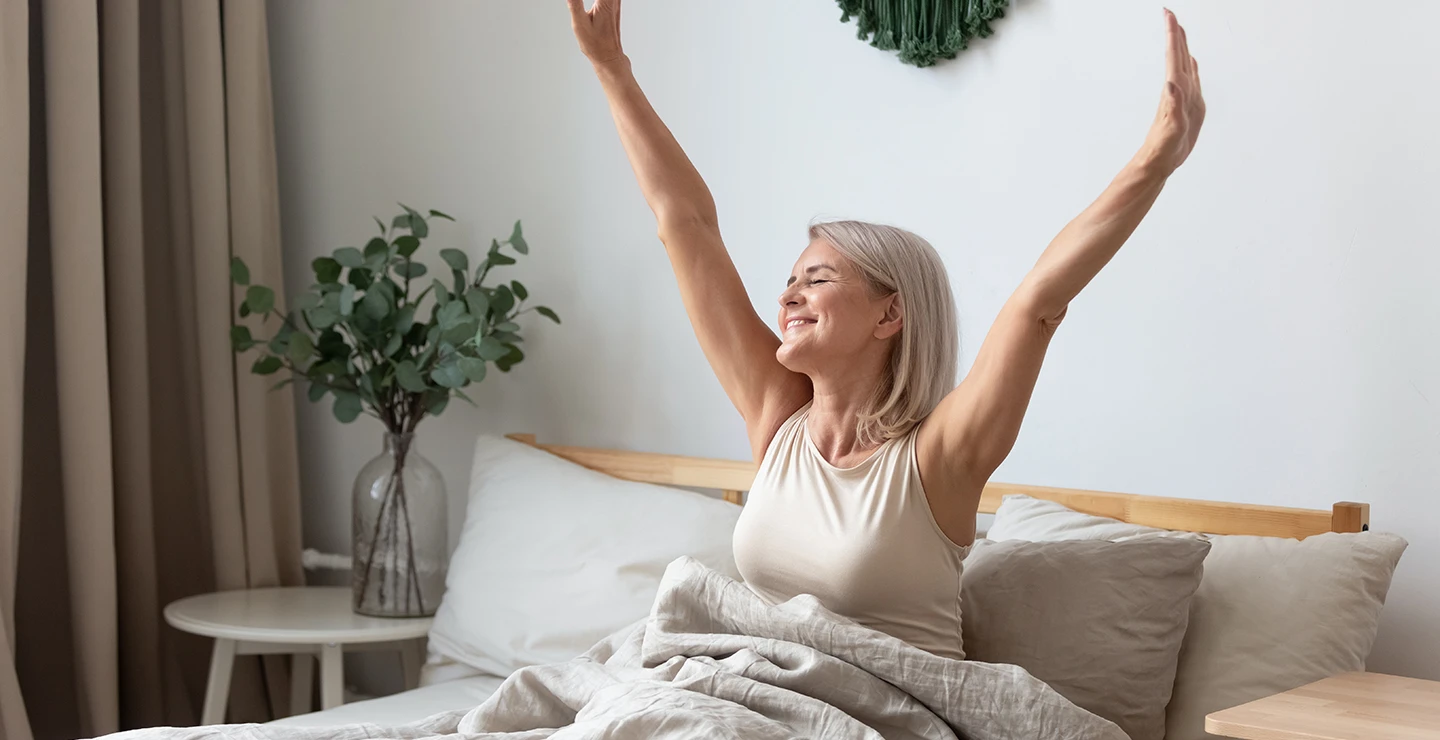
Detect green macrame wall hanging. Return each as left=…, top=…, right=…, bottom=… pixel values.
left=836, top=0, right=1010, bottom=68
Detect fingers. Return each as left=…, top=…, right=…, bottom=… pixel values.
left=1164, top=9, right=1185, bottom=82
left=1178, top=21, right=1191, bottom=71
left=566, top=0, right=586, bottom=25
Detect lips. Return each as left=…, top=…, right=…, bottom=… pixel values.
left=784, top=317, right=817, bottom=332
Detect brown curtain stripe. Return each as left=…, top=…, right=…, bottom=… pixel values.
left=1, top=1, right=306, bottom=736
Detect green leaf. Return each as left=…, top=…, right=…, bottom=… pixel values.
left=392, top=213, right=413, bottom=231
left=410, top=216, right=429, bottom=239
left=312, top=257, right=342, bottom=284
left=395, top=361, right=428, bottom=393
left=509, top=220, right=528, bottom=254
left=494, top=321, right=520, bottom=333
left=294, top=292, right=321, bottom=311
left=477, top=336, right=509, bottom=361
left=252, top=355, right=283, bottom=375
left=430, top=361, right=466, bottom=389
left=442, top=318, right=477, bottom=347
left=486, top=252, right=517, bottom=268
left=287, top=332, right=314, bottom=365
left=307, top=381, right=328, bottom=402
left=334, top=247, right=365, bottom=268
left=246, top=285, right=275, bottom=315
left=364, top=237, right=389, bottom=262
left=230, top=325, right=254, bottom=351
left=316, top=329, right=349, bottom=359
left=458, top=357, right=488, bottom=383
left=429, top=209, right=455, bottom=221
left=439, top=248, right=468, bottom=273
left=491, top=284, right=515, bottom=314
left=339, top=284, right=356, bottom=316
left=491, top=330, right=522, bottom=344
left=535, top=306, right=561, bottom=324
left=308, top=306, right=339, bottom=329
left=395, top=306, right=417, bottom=336
left=238, top=302, right=252, bottom=318
left=437, top=300, right=466, bottom=330
left=510, top=280, right=528, bottom=300
left=395, top=261, right=427, bottom=279
left=347, top=267, right=373, bottom=290
left=374, top=215, right=387, bottom=234
left=361, top=288, right=390, bottom=320
left=464, top=288, right=489, bottom=320
left=424, top=389, right=450, bottom=416
left=382, top=332, right=403, bottom=357
left=231, top=257, right=250, bottom=285
left=394, top=235, right=420, bottom=257
left=267, top=329, right=291, bottom=355
left=496, top=344, right=525, bottom=372
left=332, top=391, right=363, bottom=423
left=432, top=279, right=451, bottom=306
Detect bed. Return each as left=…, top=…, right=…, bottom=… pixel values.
left=260, top=432, right=1400, bottom=740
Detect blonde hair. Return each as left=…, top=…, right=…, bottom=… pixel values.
left=808, top=220, right=958, bottom=446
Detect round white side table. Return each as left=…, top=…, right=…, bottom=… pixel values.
left=164, top=587, right=433, bottom=724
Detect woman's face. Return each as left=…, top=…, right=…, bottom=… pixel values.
left=775, top=238, right=902, bottom=375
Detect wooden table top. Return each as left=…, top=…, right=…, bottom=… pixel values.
left=1206, top=672, right=1440, bottom=740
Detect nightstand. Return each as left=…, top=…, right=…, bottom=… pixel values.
left=1206, top=671, right=1440, bottom=739
left=164, top=586, right=432, bottom=724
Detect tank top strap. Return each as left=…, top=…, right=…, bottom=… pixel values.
left=757, top=401, right=812, bottom=472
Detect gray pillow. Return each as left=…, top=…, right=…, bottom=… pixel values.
left=962, top=536, right=1211, bottom=740
left=988, top=494, right=1409, bottom=740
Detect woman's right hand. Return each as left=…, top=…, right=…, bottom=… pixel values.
left=566, top=0, right=625, bottom=66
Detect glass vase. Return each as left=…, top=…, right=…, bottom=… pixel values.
left=352, top=432, right=447, bottom=617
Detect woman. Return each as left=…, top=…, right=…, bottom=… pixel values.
left=567, top=0, right=1204, bottom=659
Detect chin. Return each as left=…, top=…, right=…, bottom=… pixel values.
left=775, top=342, right=810, bottom=374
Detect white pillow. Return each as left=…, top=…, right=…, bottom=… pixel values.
left=988, top=494, right=1408, bottom=740
left=427, top=435, right=743, bottom=677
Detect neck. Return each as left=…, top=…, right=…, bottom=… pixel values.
left=805, top=351, right=889, bottom=463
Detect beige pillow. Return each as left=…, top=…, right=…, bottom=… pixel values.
left=988, top=494, right=1408, bottom=740
left=961, top=537, right=1211, bottom=740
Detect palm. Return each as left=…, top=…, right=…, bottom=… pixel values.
left=566, top=0, right=624, bottom=65
left=1144, top=11, right=1206, bottom=172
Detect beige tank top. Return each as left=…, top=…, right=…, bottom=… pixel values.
left=732, top=403, right=969, bottom=660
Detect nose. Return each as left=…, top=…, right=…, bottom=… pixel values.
left=778, top=284, right=802, bottom=308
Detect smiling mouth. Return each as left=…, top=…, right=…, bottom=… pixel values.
left=784, top=319, right=816, bottom=332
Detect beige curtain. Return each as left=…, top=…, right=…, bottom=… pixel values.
left=0, top=1, right=305, bottom=737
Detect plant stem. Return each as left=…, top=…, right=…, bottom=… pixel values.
left=391, top=435, right=425, bottom=613
left=355, top=463, right=397, bottom=609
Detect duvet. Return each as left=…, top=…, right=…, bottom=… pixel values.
left=104, top=558, right=1123, bottom=740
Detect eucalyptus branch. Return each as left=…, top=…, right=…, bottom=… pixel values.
left=231, top=212, right=557, bottom=429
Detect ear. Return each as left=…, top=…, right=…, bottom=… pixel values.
left=874, top=294, right=904, bottom=340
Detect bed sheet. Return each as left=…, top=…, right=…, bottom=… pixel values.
left=268, top=674, right=505, bottom=728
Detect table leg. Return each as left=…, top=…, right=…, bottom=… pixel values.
left=289, top=652, right=314, bottom=716
left=400, top=639, right=422, bottom=690
left=319, top=643, right=343, bottom=709
left=201, top=638, right=237, bottom=725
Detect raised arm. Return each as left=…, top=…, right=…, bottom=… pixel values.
left=567, top=0, right=809, bottom=460
left=923, top=10, right=1205, bottom=487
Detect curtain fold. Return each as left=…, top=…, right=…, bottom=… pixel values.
left=2, top=1, right=305, bottom=736
left=1, top=0, right=34, bottom=735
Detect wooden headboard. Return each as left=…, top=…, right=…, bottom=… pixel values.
left=506, top=434, right=1369, bottom=539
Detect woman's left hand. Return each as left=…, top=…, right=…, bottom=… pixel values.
left=1140, top=10, right=1205, bottom=174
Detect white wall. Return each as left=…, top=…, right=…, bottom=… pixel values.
left=267, top=0, right=1440, bottom=688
